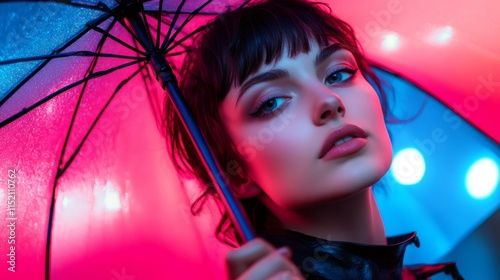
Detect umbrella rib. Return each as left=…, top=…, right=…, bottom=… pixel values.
left=165, top=23, right=209, bottom=54
left=146, top=9, right=223, bottom=17
left=146, top=11, right=212, bottom=51
left=162, top=0, right=188, bottom=51
left=165, top=0, right=250, bottom=53
left=141, top=66, right=157, bottom=118
left=133, top=37, right=160, bottom=122
left=57, top=62, right=148, bottom=178
left=0, top=51, right=142, bottom=66
left=139, top=3, right=155, bottom=50
left=147, top=14, right=190, bottom=54
left=0, top=59, right=145, bottom=129
left=165, top=51, right=184, bottom=57
left=99, top=3, right=147, bottom=52
left=153, top=12, right=173, bottom=27
left=86, top=23, right=147, bottom=56
left=64, top=1, right=105, bottom=11
left=0, top=12, right=112, bottom=108
left=148, top=14, right=183, bottom=43
left=58, top=17, right=118, bottom=167
left=44, top=17, right=117, bottom=280
left=155, top=0, right=164, bottom=48
left=237, top=0, right=252, bottom=11
left=162, top=0, right=213, bottom=51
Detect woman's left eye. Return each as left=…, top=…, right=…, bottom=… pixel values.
left=325, top=67, right=357, bottom=86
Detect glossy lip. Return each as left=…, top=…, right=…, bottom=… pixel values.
left=319, top=124, right=368, bottom=159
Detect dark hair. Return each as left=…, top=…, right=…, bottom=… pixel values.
left=165, top=0, right=390, bottom=246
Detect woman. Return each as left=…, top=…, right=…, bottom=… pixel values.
left=166, top=0, right=462, bottom=279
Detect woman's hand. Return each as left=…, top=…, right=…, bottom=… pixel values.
left=226, top=238, right=304, bottom=280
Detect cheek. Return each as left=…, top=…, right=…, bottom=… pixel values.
left=226, top=109, right=302, bottom=163
left=238, top=122, right=309, bottom=172
left=228, top=118, right=316, bottom=203
left=366, top=90, right=393, bottom=172
left=344, top=84, right=393, bottom=166
left=345, top=83, right=385, bottom=128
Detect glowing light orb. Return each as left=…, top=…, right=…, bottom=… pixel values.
left=427, top=25, right=454, bottom=45
left=391, top=148, right=426, bottom=185
left=62, top=196, right=69, bottom=207
left=104, top=184, right=122, bottom=211
left=382, top=32, right=400, bottom=51
left=466, top=158, right=499, bottom=199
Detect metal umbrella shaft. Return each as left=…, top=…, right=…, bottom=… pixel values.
left=123, top=0, right=255, bottom=243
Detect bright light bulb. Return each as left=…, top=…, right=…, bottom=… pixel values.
left=391, top=148, right=426, bottom=185
left=466, top=158, right=499, bottom=199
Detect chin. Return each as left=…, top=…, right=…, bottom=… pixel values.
left=327, top=159, right=391, bottom=199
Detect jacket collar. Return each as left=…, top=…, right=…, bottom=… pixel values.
left=258, top=229, right=419, bottom=279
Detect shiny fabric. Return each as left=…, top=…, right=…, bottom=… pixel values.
left=259, top=229, right=463, bottom=279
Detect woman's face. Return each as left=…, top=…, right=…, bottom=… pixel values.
left=219, top=42, right=393, bottom=210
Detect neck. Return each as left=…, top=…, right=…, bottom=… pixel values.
left=263, top=187, right=387, bottom=245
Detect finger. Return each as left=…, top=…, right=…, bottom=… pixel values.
left=237, top=247, right=300, bottom=280
left=226, top=238, right=276, bottom=278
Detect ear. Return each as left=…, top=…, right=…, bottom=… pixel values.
left=232, top=178, right=261, bottom=198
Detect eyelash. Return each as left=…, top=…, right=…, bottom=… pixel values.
left=325, top=65, right=357, bottom=86
left=249, top=66, right=358, bottom=118
left=250, top=94, right=290, bottom=118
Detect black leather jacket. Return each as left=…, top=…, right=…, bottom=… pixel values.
left=259, top=229, right=463, bottom=280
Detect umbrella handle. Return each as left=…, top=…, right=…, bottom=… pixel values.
left=123, top=1, right=255, bottom=243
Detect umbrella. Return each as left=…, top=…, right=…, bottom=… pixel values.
left=0, top=1, right=252, bottom=279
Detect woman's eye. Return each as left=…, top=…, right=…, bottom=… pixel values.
left=325, top=68, right=357, bottom=86
left=251, top=96, right=289, bottom=118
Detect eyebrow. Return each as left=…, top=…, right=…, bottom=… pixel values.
left=235, top=43, right=343, bottom=107
left=315, top=43, right=342, bottom=65
left=236, top=69, right=289, bottom=106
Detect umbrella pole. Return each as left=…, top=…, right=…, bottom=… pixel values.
left=122, top=1, right=255, bottom=243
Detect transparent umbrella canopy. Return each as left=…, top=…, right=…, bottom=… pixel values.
left=0, top=1, right=250, bottom=279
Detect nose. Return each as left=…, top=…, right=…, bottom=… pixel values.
left=312, top=88, right=345, bottom=126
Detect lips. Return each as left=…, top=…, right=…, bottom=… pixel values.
left=319, top=124, right=368, bottom=159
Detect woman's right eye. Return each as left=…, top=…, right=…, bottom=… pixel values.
left=250, top=96, right=290, bottom=118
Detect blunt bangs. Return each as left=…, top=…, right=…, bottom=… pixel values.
left=225, top=0, right=363, bottom=89
left=184, top=0, right=367, bottom=106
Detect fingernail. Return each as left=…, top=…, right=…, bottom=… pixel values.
left=277, top=246, right=291, bottom=256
